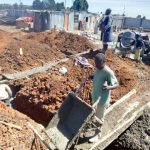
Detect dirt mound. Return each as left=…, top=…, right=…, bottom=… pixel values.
left=106, top=109, right=150, bottom=150
left=0, top=30, right=13, bottom=53
left=0, top=30, right=95, bottom=73
left=0, top=102, right=45, bottom=150
left=106, top=51, right=138, bottom=101
left=13, top=51, right=139, bottom=126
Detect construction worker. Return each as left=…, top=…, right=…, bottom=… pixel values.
left=134, top=34, right=144, bottom=62
left=0, top=81, right=13, bottom=107
left=99, top=8, right=113, bottom=54
left=88, top=53, right=119, bottom=142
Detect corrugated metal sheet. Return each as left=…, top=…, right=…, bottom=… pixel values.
left=124, top=17, right=141, bottom=28
left=34, top=11, right=50, bottom=32
left=7, top=10, right=34, bottom=18
left=141, top=19, right=150, bottom=30
left=49, top=12, right=64, bottom=29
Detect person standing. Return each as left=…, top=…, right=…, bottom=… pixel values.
left=100, top=8, right=113, bottom=54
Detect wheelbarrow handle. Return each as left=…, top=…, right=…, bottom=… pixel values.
left=75, top=77, right=89, bottom=95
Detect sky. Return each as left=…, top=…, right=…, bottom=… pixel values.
left=1, top=0, right=150, bottom=19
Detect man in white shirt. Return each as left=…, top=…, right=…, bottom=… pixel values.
left=0, top=83, right=12, bottom=107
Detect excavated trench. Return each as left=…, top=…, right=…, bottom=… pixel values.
left=8, top=51, right=139, bottom=127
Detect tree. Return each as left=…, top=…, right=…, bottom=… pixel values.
left=143, top=16, right=146, bottom=20
left=72, top=0, right=89, bottom=11
left=13, top=3, right=19, bottom=9
left=32, top=0, right=42, bottom=10
left=137, top=15, right=142, bottom=18
left=42, top=0, right=55, bottom=10
left=19, top=2, right=23, bottom=9
left=56, top=2, right=65, bottom=11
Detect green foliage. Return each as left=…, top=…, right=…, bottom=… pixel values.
left=32, top=0, right=41, bottom=10
left=56, top=2, right=65, bottom=11
left=42, top=0, right=56, bottom=10
left=72, top=0, right=89, bottom=11
left=13, top=3, right=19, bottom=9
left=32, top=0, right=42, bottom=10
left=19, top=2, right=23, bottom=9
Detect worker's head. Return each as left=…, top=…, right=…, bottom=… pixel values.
left=94, top=53, right=105, bottom=70
left=105, top=8, right=111, bottom=15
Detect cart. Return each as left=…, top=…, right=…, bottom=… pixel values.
left=45, top=92, right=100, bottom=150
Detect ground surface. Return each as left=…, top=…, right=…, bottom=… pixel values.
left=0, top=30, right=95, bottom=74
left=0, top=102, right=46, bottom=150
left=11, top=50, right=141, bottom=126
left=106, top=108, right=150, bottom=150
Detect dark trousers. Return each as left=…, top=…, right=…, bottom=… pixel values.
left=103, top=43, right=108, bottom=54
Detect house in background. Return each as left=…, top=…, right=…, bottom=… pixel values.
left=74, top=11, right=98, bottom=32
left=33, top=10, right=74, bottom=32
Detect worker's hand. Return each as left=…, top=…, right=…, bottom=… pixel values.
left=102, top=85, right=111, bottom=90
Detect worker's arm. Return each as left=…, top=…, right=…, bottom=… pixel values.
left=5, top=85, right=12, bottom=98
left=103, top=82, right=119, bottom=90
left=102, top=72, right=119, bottom=90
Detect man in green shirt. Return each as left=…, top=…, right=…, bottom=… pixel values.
left=89, top=53, right=119, bottom=142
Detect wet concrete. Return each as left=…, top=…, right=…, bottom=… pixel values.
left=106, top=108, right=150, bottom=150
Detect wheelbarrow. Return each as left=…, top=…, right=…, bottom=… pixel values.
left=45, top=79, right=100, bottom=150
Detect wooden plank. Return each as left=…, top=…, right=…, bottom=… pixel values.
left=90, top=102, right=150, bottom=150
left=106, top=89, right=136, bottom=114
left=0, top=121, right=22, bottom=130
left=27, top=122, right=52, bottom=150
left=117, top=102, right=139, bottom=123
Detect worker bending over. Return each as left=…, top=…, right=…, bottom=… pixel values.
left=88, top=53, right=119, bottom=142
